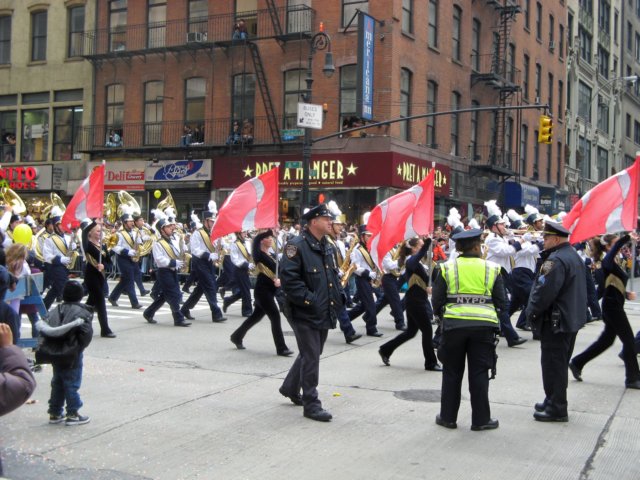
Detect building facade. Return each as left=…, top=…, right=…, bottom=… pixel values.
left=620, top=0, right=640, bottom=169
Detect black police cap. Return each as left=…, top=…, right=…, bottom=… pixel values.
left=301, top=203, right=335, bottom=221
left=451, top=228, right=483, bottom=241
left=542, top=220, right=570, bottom=237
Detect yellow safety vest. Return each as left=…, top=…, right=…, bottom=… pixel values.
left=441, top=256, right=500, bottom=325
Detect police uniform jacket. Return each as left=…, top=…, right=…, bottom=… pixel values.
left=280, top=230, right=344, bottom=329
left=525, top=242, right=587, bottom=333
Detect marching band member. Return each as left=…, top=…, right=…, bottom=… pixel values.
left=446, top=208, right=464, bottom=261
left=143, top=214, right=191, bottom=327
left=379, top=237, right=442, bottom=371
left=379, top=245, right=407, bottom=331
left=230, top=229, right=293, bottom=356
left=326, top=201, right=361, bottom=343
left=348, top=213, right=383, bottom=337
left=180, top=202, right=227, bottom=323
left=132, top=214, right=151, bottom=297
left=42, top=207, right=73, bottom=309
left=222, top=231, right=254, bottom=317
left=483, top=200, right=527, bottom=347
left=82, top=219, right=115, bottom=338
left=524, top=204, right=545, bottom=232
left=108, top=205, right=143, bottom=310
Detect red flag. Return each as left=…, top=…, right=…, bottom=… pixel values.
left=563, top=158, right=640, bottom=243
left=367, top=168, right=435, bottom=269
left=211, top=167, right=279, bottom=240
left=60, top=164, right=105, bottom=232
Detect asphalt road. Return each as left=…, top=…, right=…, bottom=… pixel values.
left=2, top=282, right=640, bottom=480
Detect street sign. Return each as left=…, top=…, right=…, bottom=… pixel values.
left=309, top=169, right=318, bottom=178
left=282, top=128, right=304, bottom=137
left=284, top=161, right=302, bottom=169
left=297, top=103, right=324, bottom=130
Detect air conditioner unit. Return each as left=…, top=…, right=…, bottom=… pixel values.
left=187, top=32, right=204, bottom=43
left=549, top=40, right=556, bottom=51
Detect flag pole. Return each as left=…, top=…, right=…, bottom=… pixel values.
left=98, top=160, right=106, bottom=267
left=427, top=162, right=436, bottom=288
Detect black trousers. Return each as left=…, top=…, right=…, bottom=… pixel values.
left=379, top=288, right=437, bottom=368
left=348, top=275, right=378, bottom=333
left=224, top=267, right=252, bottom=316
left=439, top=327, right=495, bottom=426
left=144, top=268, right=185, bottom=325
left=85, top=269, right=111, bottom=335
left=43, top=264, right=69, bottom=310
left=509, top=267, right=535, bottom=328
left=182, top=257, right=224, bottom=319
left=109, top=255, right=139, bottom=306
left=572, top=293, right=640, bottom=384
left=281, top=322, right=328, bottom=413
left=539, top=321, right=576, bottom=417
left=232, top=285, right=288, bottom=353
left=497, top=272, right=519, bottom=343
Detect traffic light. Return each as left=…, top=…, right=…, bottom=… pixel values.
left=538, top=115, right=553, bottom=144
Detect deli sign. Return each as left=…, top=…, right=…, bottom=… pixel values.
left=0, top=165, right=52, bottom=190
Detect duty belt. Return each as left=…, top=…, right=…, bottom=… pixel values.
left=446, top=295, right=493, bottom=305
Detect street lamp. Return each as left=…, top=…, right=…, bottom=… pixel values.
left=301, top=24, right=334, bottom=211
left=588, top=75, right=638, bottom=111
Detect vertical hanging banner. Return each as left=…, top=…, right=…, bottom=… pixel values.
left=356, top=11, right=375, bottom=121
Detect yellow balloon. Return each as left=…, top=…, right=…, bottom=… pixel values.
left=12, top=224, right=33, bottom=246
left=154, top=190, right=161, bottom=199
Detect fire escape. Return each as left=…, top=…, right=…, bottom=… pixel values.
left=471, top=0, right=522, bottom=179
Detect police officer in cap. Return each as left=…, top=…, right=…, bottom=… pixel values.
left=432, top=228, right=507, bottom=431
left=279, top=204, right=345, bottom=422
left=525, top=221, right=587, bottom=422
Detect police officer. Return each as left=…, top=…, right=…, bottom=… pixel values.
left=279, top=204, right=344, bottom=422
left=432, top=228, right=507, bottom=431
left=108, top=208, right=143, bottom=309
left=222, top=231, right=254, bottom=317
left=180, top=203, right=227, bottom=323
left=143, top=217, right=191, bottom=327
left=525, top=221, right=587, bottom=422
left=42, top=207, right=73, bottom=310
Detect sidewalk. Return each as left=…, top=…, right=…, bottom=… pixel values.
left=2, top=300, right=640, bottom=480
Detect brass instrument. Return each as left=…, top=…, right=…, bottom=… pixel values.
left=32, top=227, right=47, bottom=262
left=66, top=250, right=79, bottom=270
left=178, top=233, right=191, bottom=274
left=0, top=187, right=27, bottom=215
left=117, top=191, right=142, bottom=217
left=106, top=232, right=119, bottom=249
left=340, top=238, right=359, bottom=288
left=131, top=227, right=142, bottom=262
left=104, top=193, right=118, bottom=225
left=137, top=225, right=156, bottom=258
left=156, top=189, right=176, bottom=213
left=42, top=193, right=66, bottom=221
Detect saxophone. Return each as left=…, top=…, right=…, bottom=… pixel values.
left=66, top=251, right=79, bottom=270
left=178, top=234, right=191, bottom=274
left=340, top=239, right=359, bottom=288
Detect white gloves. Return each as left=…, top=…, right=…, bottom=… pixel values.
left=369, top=271, right=377, bottom=281
left=523, top=233, right=533, bottom=242
left=248, top=262, right=255, bottom=270
left=128, top=249, right=137, bottom=257
left=60, top=256, right=71, bottom=265
left=176, top=260, right=185, bottom=269
left=210, top=253, right=219, bottom=263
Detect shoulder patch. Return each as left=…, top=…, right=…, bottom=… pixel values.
left=285, top=244, right=298, bottom=259
left=540, top=260, right=554, bottom=275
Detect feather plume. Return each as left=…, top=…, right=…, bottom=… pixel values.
left=208, top=200, right=217, bottom=215
left=484, top=200, right=502, bottom=218
left=467, top=218, right=480, bottom=229
left=362, top=211, right=371, bottom=225
left=327, top=200, right=342, bottom=218
left=50, top=206, right=64, bottom=218
left=524, top=204, right=539, bottom=216
left=506, top=209, right=523, bottom=223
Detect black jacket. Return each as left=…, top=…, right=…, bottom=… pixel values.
left=526, top=242, right=587, bottom=333
left=279, top=230, right=344, bottom=329
left=36, top=303, right=93, bottom=368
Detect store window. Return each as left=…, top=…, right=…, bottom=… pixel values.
left=284, top=69, right=305, bottom=129
left=68, top=6, right=85, bottom=58
left=53, top=107, right=82, bottom=161
left=31, top=11, right=47, bottom=62
left=0, top=111, right=17, bottom=163
left=22, top=109, right=49, bottom=162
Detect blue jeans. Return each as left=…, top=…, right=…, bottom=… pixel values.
left=48, top=353, right=84, bottom=416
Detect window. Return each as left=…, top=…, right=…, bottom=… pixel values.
left=533, top=132, right=539, bottom=178
left=614, top=11, right=618, bottom=45
left=636, top=32, right=640, bottom=62
left=232, top=74, right=256, bottom=124
left=0, top=111, right=17, bottom=163
left=568, top=12, right=574, bottom=48
left=428, top=0, right=438, bottom=48
left=597, top=98, right=609, bottom=133
left=470, top=100, right=479, bottom=161
left=188, top=0, right=208, bottom=33
left=426, top=80, right=438, bottom=148
left=342, top=0, right=368, bottom=28
left=578, top=135, right=591, bottom=177
left=548, top=73, right=554, bottom=114
left=284, top=69, right=305, bottom=128
left=109, top=0, right=127, bottom=52
left=185, top=77, right=205, bottom=126
left=67, top=6, right=84, bottom=57
left=578, top=81, right=592, bottom=122
left=144, top=81, right=163, bottom=145
left=557, top=142, right=562, bottom=185
left=598, top=0, right=610, bottom=34
left=106, top=84, right=124, bottom=128
left=22, top=109, right=49, bottom=162
left=628, top=21, right=633, bottom=51
left=148, top=0, right=166, bottom=48
left=523, top=0, right=530, bottom=29
left=535, top=2, right=542, bottom=41
left=558, top=80, right=564, bottom=121
left=520, top=124, right=528, bottom=176
left=450, top=91, right=460, bottom=156
left=636, top=120, right=640, bottom=144
left=549, top=15, right=555, bottom=47
left=0, top=16, right=11, bottom=65
left=340, top=65, right=357, bottom=129
left=597, top=146, right=608, bottom=181
left=452, top=6, right=462, bottom=61
left=546, top=146, right=551, bottom=183
left=597, top=47, right=609, bottom=79
left=53, top=107, right=82, bottom=161
left=626, top=113, right=632, bottom=138
left=535, top=63, right=541, bottom=100
left=400, top=68, right=411, bottom=141
left=523, top=54, right=530, bottom=99
left=579, top=26, right=592, bottom=63
left=31, top=11, right=47, bottom=61
left=507, top=43, right=516, bottom=83
left=288, top=0, right=312, bottom=34
left=559, top=24, right=564, bottom=58
left=402, top=0, right=412, bottom=34
left=471, top=19, right=480, bottom=71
